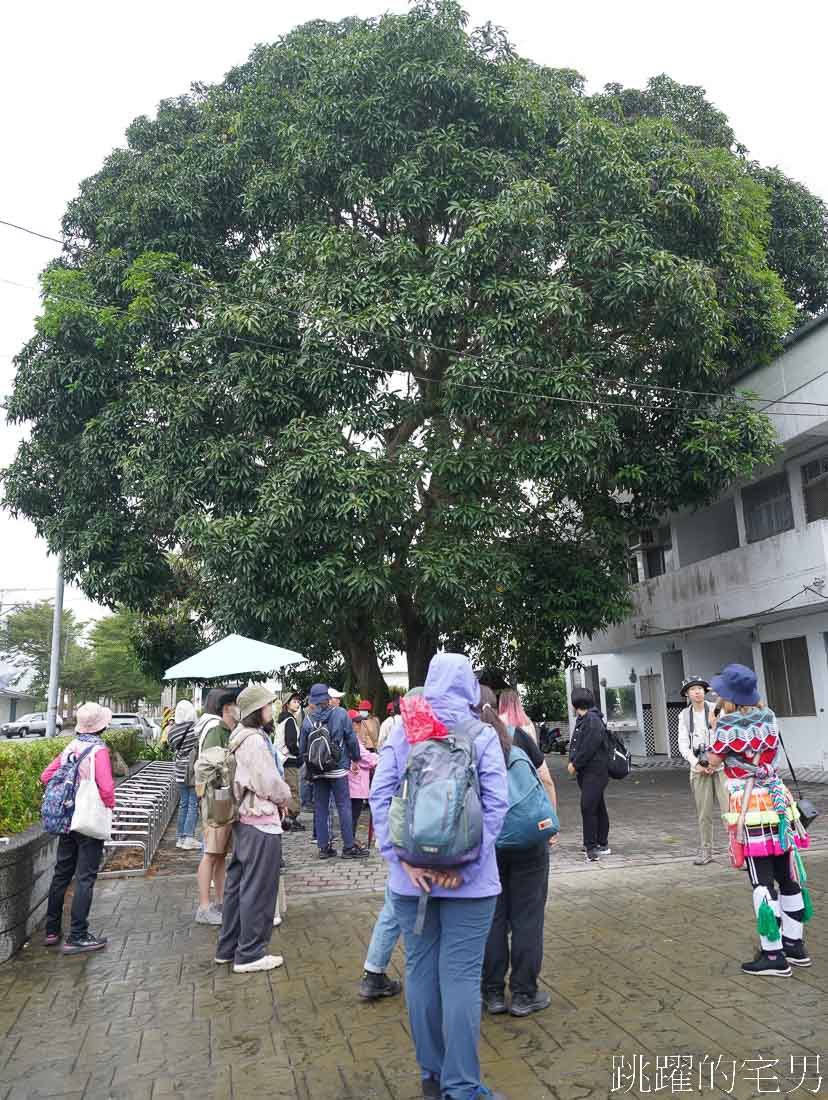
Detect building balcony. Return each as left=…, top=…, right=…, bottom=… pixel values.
left=581, top=520, right=828, bottom=654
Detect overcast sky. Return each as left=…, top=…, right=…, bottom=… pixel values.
left=2, top=0, right=827, bottom=624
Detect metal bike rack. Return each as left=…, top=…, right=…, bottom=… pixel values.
left=100, top=761, right=179, bottom=878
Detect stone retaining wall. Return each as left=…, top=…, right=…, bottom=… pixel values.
left=0, top=759, right=149, bottom=964
left=0, top=825, right=57, bottom=963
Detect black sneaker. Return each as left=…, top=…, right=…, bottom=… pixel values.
left=62, top=932, right=108, bottom=956
left=358, top=971, right=402, bottom=1000
left=595, top=845, right=612, bottom=856
left=585, top=848, right=600, bottom=862
left=319, top=846, right=337, bottom=860
left=783, top=938, right=812, bottom=968
left=740, top=950, right=792, bottom=977
left=510, top=991, right=551, bottom=1017
left=342, top=846, right=370, bottom=859
left=483, top=991, right=507, bottom=1015
left=290, top=819, right=306, bottom=831
left=422, top=1077, right=441, bottom=1100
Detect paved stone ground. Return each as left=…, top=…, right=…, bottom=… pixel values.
left=2, top=757, right=827, bottom=1099
left=153, top=754, right=827, bottom=895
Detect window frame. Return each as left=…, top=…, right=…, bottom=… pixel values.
left=760, top=636, right=816, bottom=718
left=742, top=472, right=795, bottom=544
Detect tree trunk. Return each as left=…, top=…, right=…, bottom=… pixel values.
left=341, top=634, right=390, bottom=717
left=397, top=593, right=438, bottom=688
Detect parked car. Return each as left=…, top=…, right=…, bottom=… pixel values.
left=1, top=712, right=64, bottom=738
left=109, top=713, right=158, bottom=743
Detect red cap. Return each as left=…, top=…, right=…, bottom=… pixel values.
left=348, top=709, right=360, bottom=720
left=358, top=700, right=373, bottom=712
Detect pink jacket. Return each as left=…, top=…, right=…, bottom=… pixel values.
left=348, top=737, right=378, bottom=798
left=41, top=739, right=116, bottom=809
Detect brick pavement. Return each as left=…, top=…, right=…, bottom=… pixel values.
left=153, top=754, right=827, bottom=895
left=2, top=756, right=827, bottom=1099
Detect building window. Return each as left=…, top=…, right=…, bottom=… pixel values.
left=802, top=457, right=828, bottom=522
left=743, top=473, right=794, bottom=543
left=761, top=637, right=816, bottom=717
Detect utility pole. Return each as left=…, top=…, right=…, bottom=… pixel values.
left=45, top=554, right=64, bottom=739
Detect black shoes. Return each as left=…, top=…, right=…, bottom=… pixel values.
left=783, top=938, right=812, bottom=968
left=342, top=846, right=370, bottom=859
left=741, top=950, right=792, bottom=977
left=483, top=991, right=507, bottom=1015
left=510, top=991, right=551, bottom=1017
left=319, top=846, right=337, bottom=859
left=62, top=932, right=108, bottom=955
left=585, top=848, right=600, bottom=862
left=422, top=1077, right=441, bottom=1100
left=359, top=970, right=402, bottom=1000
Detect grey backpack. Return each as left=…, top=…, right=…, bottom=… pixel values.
left=389, top=720, right=485, bottom=868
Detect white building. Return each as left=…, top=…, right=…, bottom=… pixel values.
left=569, top=312, right=828, bottom=770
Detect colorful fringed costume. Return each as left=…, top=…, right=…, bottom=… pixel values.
left=711, top=707, right=812, bottom=954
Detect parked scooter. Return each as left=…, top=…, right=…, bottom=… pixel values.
left=539, top=722, right=569, bottom=755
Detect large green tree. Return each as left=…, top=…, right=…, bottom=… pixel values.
left=0, top=601, right=94, bottom=702
left=6, top=2, right=818, bottom=706
left=87, top=610, right=161, bottom=707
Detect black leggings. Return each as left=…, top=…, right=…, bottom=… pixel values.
left=351, top=798, right=364, bottom=831
left=745, top=852, right=801, bottom=897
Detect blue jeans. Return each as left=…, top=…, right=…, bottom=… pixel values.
left=314, top=775, right=354, bottom=850
left=365, top=882, right=401, bottom=973
left=393, top=892, right=497, bottom=1100
left=177, top=784, right=199, bottom=838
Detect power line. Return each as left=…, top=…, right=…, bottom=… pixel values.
left=3, top=212, right=828, bottom=417
left=0, top=219, right=64, bottom=246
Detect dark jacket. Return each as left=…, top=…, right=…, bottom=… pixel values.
left=569, top=708, right=609, bottom=772
left=299, top=704, right=361, bottom=772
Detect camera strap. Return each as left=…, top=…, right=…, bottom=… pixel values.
left=776, top=729, right=804, bottom=800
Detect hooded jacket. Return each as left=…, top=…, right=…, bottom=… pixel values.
left=229, top=724, right=292, bottom=829
left=370, top=652, right=508, bottom=899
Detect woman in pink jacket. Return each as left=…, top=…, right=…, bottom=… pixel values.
left=41, top=702, right=116, bottom=955
left=349, top=711, right=378, bottom=835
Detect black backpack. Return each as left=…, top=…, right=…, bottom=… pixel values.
left=306, top=721, right=343, bottom=777
left=606, top=726, right=632, bottom=780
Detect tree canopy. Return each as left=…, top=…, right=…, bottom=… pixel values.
left=0, top=604, right=160, bottom=709
left=5, top=1, right=823, bottom=704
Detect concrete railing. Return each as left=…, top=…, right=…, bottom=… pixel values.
left=0, top=825, right=58, bottom=964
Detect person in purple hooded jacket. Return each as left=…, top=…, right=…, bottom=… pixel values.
left=370, top=653, right=509, bottom=1100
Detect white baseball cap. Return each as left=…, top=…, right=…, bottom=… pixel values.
left=328, top=688, right=345, bottom=700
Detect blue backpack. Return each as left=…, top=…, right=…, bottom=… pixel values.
left=496, top=729, right=558, bottom=850
left=41, top=743, right=96, bottom=835
left=389, top=720, right=485, bottom=868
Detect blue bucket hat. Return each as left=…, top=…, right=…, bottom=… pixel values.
left=308, top=682, right=330, bottom=705
left=710, top=663, right=760, bottom=707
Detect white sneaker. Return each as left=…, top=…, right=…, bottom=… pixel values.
left=175, top=839, right=185, bottom=849
left=182, top=837, right=202, bottom=850
left=233, top=954, right=284, bottom=973
left=273, top=914, right=283, bottom=927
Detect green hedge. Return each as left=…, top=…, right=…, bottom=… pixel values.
left=0, top=727, right=164, bottom=835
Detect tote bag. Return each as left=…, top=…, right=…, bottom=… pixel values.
left=70, top=745, right=112, bottom=840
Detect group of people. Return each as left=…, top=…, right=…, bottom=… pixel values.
left=38, top=652, right=814, bottom=1099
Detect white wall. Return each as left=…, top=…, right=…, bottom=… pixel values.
left=752, top=611, right=828, bottom=769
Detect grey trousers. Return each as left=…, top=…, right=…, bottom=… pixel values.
left=217, top=824, right=281, bottom=965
